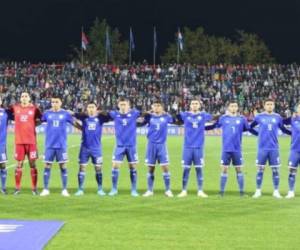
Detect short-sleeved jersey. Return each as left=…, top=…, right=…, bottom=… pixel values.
left=42, top=109, right=73, bottom=149
left=180, top=111, right=212, bottom=148
left=145, top=113, right=174, bottom=144
left=109, top=109, right=140, bottom=147
left=10, top=104, right=41, bottom=145
left=252, top=112, right=283, bottom=150
left=0, top=109, right=10, bottom=148
left=75, top=113, right=110, bottom=149
left=216, top=115, right=249, bottom=152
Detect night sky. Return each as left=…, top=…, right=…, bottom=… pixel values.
left=0, top=0, right=300, bottom=63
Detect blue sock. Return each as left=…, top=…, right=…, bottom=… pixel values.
left=43, top=168, right=51, bottom=189
left=272, top=168, right=280, bottom=190
left=60, top=168, right=68, bottom=190
left=288, top=171, right=296, bottom=191
left=195, top=167, right=203, bottom=191
left=130, top=168, right=137, bottom=192
left=112, top=168, right=119, bottom=190
left=236, top=172, right=244, bottom=193
left=163, top=172, right=171, bottom=191
left=95, top=171, right=103, bottom=190
left=147, top=172, right=154, bottom=191
left=0, top=169, right=7, bottom=190
left=182, top=167, right=191, bottom=191
left=78, top=171, right=86, bottom=190
left=256, top=169, right=264, bottom=189
left=220, top=173, right=228, bottom=193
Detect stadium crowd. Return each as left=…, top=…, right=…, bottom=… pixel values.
left=0, top=61, right=299, bottom=118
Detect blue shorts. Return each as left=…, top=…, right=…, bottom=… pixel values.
left=288, top=150, right=300, bottom=168
left=145, top=142, right=169, bottom=166
left=112, top=146, right=138, bottom=164
left=256, top=150, right=280, bottom=168
left=0, top=146, right=7, bottom=163
left=221, top=151, right=243, bottom=167
left=79, top=146, right=103, bottom=166
left=44, top=148, right=68, bottom=164
left=182, top=148, right=204, bottom=168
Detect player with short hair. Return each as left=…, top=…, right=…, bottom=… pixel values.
left=142, top=100, right=174, bottom=197
left=108, top=97, right=140, bottom=197
left=9, top=92, right=42, bottom=195
left=206, top=100, right=252, bottom=196
left=73, top=101, right=110, bottom=196
left=40, top=96, right=77, bottom=197
left=176, top=99, right=212, bottom=198
left=251, top=99, right=290, bottom=199
left=0, top=97, right=12, bottom=194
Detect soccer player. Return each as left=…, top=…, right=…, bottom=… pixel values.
left=205, top=101, right=252, bottom=196
left=108, top=97, right=140, bottom=197
left=0, top=97, right=12, bottom=194
left=142, top=100, right=174, bottom=197
left=251, top=99, right=290, bottom=198
left=176, top=99, right=212, bottom=198
left=40, top=96, right=77, bottom=197
left=73, top=102, right=110, bottom=196
left=9, top=92, right=42, bottom=195
left=283, top=104, right=300, bottom=199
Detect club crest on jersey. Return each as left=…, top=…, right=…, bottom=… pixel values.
left=128, top=114, right=132, bottom=117
left=272, top=118, right=276, bottom=123
left=236, top=120, right=240, bottom=124
left=197, top=116, right=202, bottom=120
left=160, top=117, right=165, bottom=122
left=94, top=118, right=98, bottom=122
left=225, top=120, right=229, bottom=124
left=59, top=115, right=64, bottom=119
left=28, top=111, right=33, bottom=115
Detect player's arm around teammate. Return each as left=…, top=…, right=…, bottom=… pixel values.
left=40, top=96, right=78, bottom=197
left=72, top=102, right=111, bottom=196
left=142, top=100, right=174, bottom=197
left=177, top=99, right=212, bottom=198
left=108, top=97, right=140, bottom=197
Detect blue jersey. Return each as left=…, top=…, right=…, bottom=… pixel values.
left=42, top=109, right=74, bottom=149
left=216, top=115, right=249, bottom=152
left=285, top=116, right=300, bottom=152
left=145, top=113, right=174, bottom=144
left=251, top=112, right=284, bottom=150
left=180, top=111, right=212, bottom=148
left=109, top=109, right=140, bottom=147
left=75, top=113, right=110, bottom=150
left=0, top=109, right=10, bottom=148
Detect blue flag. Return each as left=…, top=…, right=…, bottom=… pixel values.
left=130, top=27, right=135, bottom=51
left=177, top=28, right=184, bottom=51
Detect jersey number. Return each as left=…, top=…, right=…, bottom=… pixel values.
left=88, top=123, right=96, bottom=130
left=268, top=124, right=272, bottom=131
left=192, top=122, right=198, bottom=128
left=53, top=120, right=60, bottom=127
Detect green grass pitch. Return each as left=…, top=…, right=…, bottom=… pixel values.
left=1, top=134, right=300, bottom=250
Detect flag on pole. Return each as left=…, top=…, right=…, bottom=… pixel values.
left=177, top=28, right=183, bottom=51
left=81, top=32, right=89, bottom=51
left=105, top=27, right=112, bottom=57
left=130, top=27, right=135, bottom=51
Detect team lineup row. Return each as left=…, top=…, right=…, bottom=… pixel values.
left=0, top=92, right=299, bottom=199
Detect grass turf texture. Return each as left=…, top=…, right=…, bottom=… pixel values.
left=0, top=134, right=300, bottom=250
